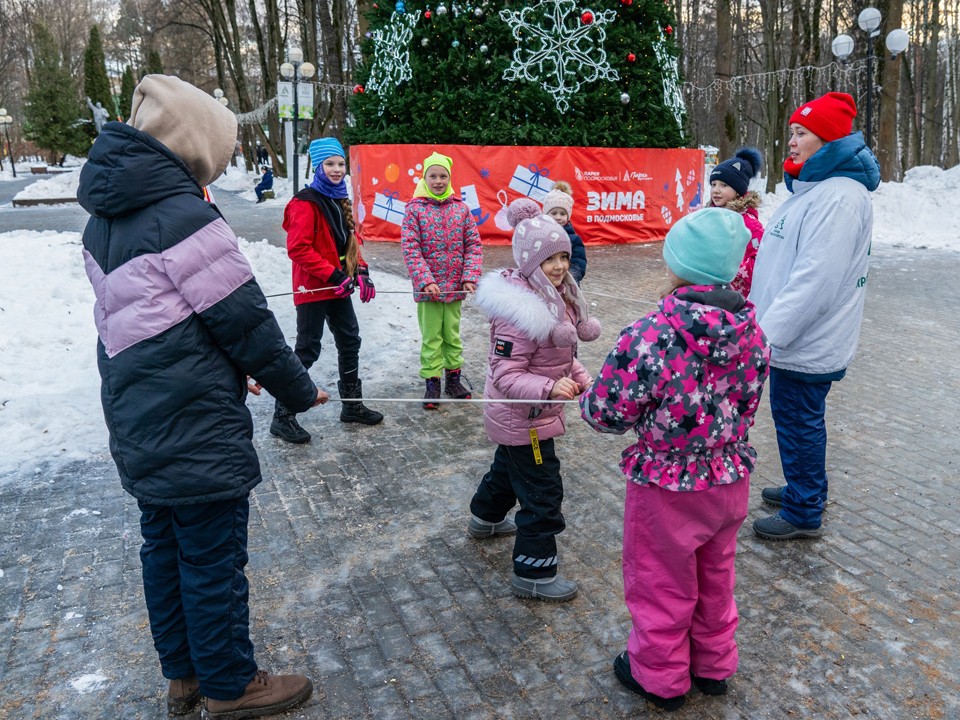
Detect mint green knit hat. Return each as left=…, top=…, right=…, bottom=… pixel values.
left=663, top=208, right=750, bottom=285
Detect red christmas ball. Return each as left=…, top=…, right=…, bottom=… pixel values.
left=353, top=84, right=365, bottom=94
left=621, top=0, right=633, bottom=5
left=627, top=52, right=636, bottom=62
left=666, top=24, right=673, bottom=34
left=424, top=9, right=431, bottom=18
left=581, top=10, right=594, bottom=24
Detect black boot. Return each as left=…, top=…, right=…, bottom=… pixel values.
left=338, top=380, right=384, bottom=425
left=270, top=401, right=311, bottom=444
left=444, top=368, right=472, bottom=399
left=423, top=377, right=441, bottom=410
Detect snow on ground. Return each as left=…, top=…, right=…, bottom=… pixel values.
left=212, top=156, right=327, bottom=205
left=0, top=163, right=29, bottom=181
left=13, top=168, right=81, bottom=200
left=0, top=228, right=418, bottom=480
left=0, top=163, right=957, bottom=480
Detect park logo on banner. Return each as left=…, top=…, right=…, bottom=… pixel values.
left=277, top=82, right=314, bottom=120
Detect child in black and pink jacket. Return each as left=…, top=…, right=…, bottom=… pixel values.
left=708, top=147, right=764, bottom=296
left=580, top=208, right=770, bottom=712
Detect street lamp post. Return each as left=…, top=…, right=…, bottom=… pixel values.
left=831, top=8, right=909, bottom=148
left=0, top=110, right=15, bottom=178
left=279, top=47, right=315, bottom=195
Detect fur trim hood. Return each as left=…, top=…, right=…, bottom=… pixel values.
left=725, top=190, right=762, bottom=213
left=476, top=270, right=557, bottom=344
left=475, top=269, right=603, bottom=346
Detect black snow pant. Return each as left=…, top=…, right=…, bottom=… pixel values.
left=470, top=440, right=565, bottom=580
left=294, top=298, right=361, bottom=384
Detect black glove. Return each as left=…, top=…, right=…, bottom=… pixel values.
left=328, top=269, right=354, bottom=298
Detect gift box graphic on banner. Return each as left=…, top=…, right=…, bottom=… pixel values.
left=372, top=191, right=406, bottom=226
left=509, top=163, right=552, bottom=201
left=460, top=184, right=489, bottom=225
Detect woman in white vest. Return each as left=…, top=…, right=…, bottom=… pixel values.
left=749, top=92, right=880, bottom=540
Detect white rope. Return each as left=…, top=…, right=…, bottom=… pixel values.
left=330, top=397, right=577, bottom=404
left=262, top=285, right=471, bottom=299
left=263, top=285, right=658, bottom=304
left=583, top=289, right=659, bottom=306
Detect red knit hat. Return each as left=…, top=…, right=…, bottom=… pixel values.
left=789, top=92, right=857, bottom=142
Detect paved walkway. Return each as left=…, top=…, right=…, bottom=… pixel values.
left=1, top=192, right=958, bottom=719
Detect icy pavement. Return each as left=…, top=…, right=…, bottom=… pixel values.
left=1, top=209, right=958, bottom=719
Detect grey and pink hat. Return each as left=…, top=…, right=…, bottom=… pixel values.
left=508, top=198, right=601, bottom=346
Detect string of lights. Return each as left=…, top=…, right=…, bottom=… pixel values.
left=233, top=80, right=360, bottom=126
left=682, top=58, right=868, bottom=103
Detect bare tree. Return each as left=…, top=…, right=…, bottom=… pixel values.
left=876, top=0, right=906, bottom=179
left=715, top=0, right=735, bottom=157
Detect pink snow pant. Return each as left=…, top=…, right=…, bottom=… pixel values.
left=623, top=477, right=749, bottom=698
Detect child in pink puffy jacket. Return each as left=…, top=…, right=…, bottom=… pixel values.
left=468, top=198, right=601, bottom=603
left=401, top=151, right=483, bottom=409
left=580, top=208, right=770, bottom=712
left=709, top=147, right=764, bottom=296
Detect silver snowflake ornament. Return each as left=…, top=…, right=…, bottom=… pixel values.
left=500, top=0, right=619, bottom=113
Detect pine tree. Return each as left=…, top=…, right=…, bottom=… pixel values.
left=23, top=23, right=91, bottom=161
left=145, top=50, right=164, bottom=76
left=347, top=0, right=686, bottom=148
left=83, top=25, right=115, bottom=116
left=119, top=65, right=136, bottom=120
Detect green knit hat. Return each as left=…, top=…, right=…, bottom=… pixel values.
left=663, top=208, right=750, bottom=285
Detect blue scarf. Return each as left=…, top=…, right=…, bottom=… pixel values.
left=309, top=165, right=349, bottom=199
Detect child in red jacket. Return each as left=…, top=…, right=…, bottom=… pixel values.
left=272, top=137, right=383, bottom=443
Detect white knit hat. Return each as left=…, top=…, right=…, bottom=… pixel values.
left=541, top=183, right=574, bottom=216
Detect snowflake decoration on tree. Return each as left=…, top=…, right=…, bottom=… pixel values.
left=366, top=10, right=421, bottom=115
left=500, top=0, right=619, bottom=113
left=652, top=23, right=686, bottom=131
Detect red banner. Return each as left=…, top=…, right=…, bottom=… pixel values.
left=349, top=144, right=705, bottom=246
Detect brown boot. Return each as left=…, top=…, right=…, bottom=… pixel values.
left=167, top=675, right=200, bottom=715
left=202, top=671, right=313, bottom=719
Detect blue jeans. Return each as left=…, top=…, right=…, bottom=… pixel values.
left=138, top=498, right=257, bottom=701
left=769, top=368, right=832, bottom=528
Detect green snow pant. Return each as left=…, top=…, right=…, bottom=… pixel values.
left=417, top=300, right=464, bottom=378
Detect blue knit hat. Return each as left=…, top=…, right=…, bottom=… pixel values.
left=309, top=137, right=346, bottom=170
left=709, top=147, right=762, bottom=197
left=663, top=208, right=750, bottom=285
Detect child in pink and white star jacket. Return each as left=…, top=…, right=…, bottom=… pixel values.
left=579, top=208, right=770, bottom=712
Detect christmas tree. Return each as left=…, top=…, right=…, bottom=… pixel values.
left=347, top=0, right=686, bottom=148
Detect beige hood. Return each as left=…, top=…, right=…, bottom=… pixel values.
left=128, top=75, right=238, bottom=187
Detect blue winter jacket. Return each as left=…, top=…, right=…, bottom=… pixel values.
left=256, top=170, right=274, bottom=191
left=78, top=122, right=316, bottom=505
left=563, top=222, right=587, bottom=283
